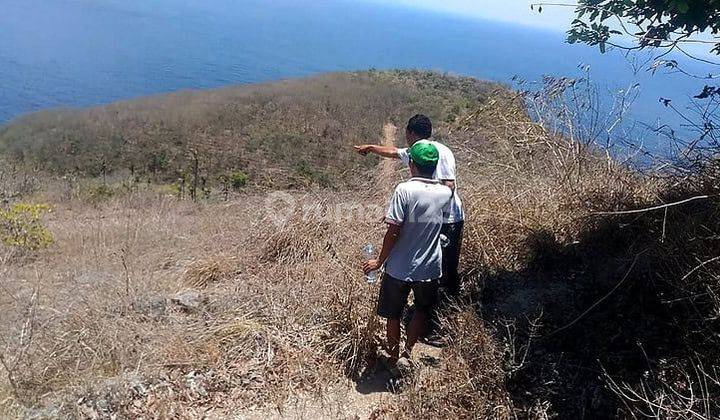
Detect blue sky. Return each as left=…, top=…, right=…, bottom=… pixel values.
left=365, top=0, right=576, bottom=31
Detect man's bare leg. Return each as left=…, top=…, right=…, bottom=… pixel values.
left=404, top=309, right=427, bottom=355
left=386, top=318, right=401, bottom=361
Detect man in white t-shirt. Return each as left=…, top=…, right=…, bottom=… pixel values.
left=355, top=115, right=465, bottom=301
left=362, top=140, right=451, bottom=372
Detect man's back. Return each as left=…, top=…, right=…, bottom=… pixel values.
left=398, top=140, right=464, bottom=223
left=384, top=178, right=452, bottom=282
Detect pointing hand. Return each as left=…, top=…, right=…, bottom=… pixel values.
left=354, top=145, right=373, bottom=155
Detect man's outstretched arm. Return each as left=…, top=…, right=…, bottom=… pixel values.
left=363, top=223, right=402, bottom=273
left=354, top=144, right=399, bottom=159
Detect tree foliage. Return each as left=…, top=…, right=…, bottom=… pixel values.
left=531, top=0, right=720, bottom=132
left=551, top=1, right=720, bottom=55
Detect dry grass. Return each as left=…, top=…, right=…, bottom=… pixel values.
left=0, top=186, right=394, bottom=417
left=2, top=74, right=720, bottom=419
left=447, top=94, right=658, bottom=271
left=0, top=90, right=650, bottom=418
left=439, top=94, right=720, bottom=418
left=183, top=255, right=237, bottom=289
left=387, top=310, right=516, bottom=419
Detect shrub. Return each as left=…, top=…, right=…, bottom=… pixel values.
left=0, top=203, right=53, bottom=250
left=226, top=170, right=249, bottom=190
left=0, top=162, right=40, bottom=202
left=85, top=183, right=114, bottom=203
left=294, top=161, right=331, bottom=187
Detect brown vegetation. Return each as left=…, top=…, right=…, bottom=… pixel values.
left=0, top=70, right=493, bottom=190
left=1, top=71, right=719, bottom=418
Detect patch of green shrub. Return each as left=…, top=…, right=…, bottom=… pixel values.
left=295, top=161, right=331, bottom=187
left=0, top=203, right=53, bottom=250
left=227, top=170, right=249, bottom=190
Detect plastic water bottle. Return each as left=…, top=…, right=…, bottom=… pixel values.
left=362, top=244, right=377, bottom=284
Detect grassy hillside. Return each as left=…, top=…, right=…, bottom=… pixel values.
left=1, top=71, right=720, bottom=419
left=0, top=70, right=494, bottom=189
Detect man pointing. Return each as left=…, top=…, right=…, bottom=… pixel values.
left=356, top=115, right=465, bottom=342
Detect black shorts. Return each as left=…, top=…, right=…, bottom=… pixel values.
left=440, top=221, right=464, bottom=296
left=376, top=273, right=440, bottom=319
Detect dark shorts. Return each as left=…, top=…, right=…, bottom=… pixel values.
left=376, top=273, right=440, bottom=319
left=440, top=221, right=464, bottom=296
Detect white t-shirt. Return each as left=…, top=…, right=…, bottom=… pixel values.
left=397, top=140, right=464, bottom=223
left=384, top=178, right=452, bottom=282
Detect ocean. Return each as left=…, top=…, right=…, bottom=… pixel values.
left=0, top=0, right=708, bottom=148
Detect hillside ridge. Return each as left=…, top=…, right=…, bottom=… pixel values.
left=1, top=70, right=719, bottom=419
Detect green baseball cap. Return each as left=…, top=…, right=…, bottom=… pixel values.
left=409, top=140, right=439, bottom=167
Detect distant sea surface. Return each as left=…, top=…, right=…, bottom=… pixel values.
left=0, top=0, right=707, bottom=144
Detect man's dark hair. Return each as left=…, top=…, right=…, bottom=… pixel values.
left=407, top=114, right=432, bottom=139
left=412, top=161, right=436, bottom=178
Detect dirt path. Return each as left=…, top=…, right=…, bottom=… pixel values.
left=340, top=122, right=400, bottom=416
left=375, top=123, right=399, bottom=195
